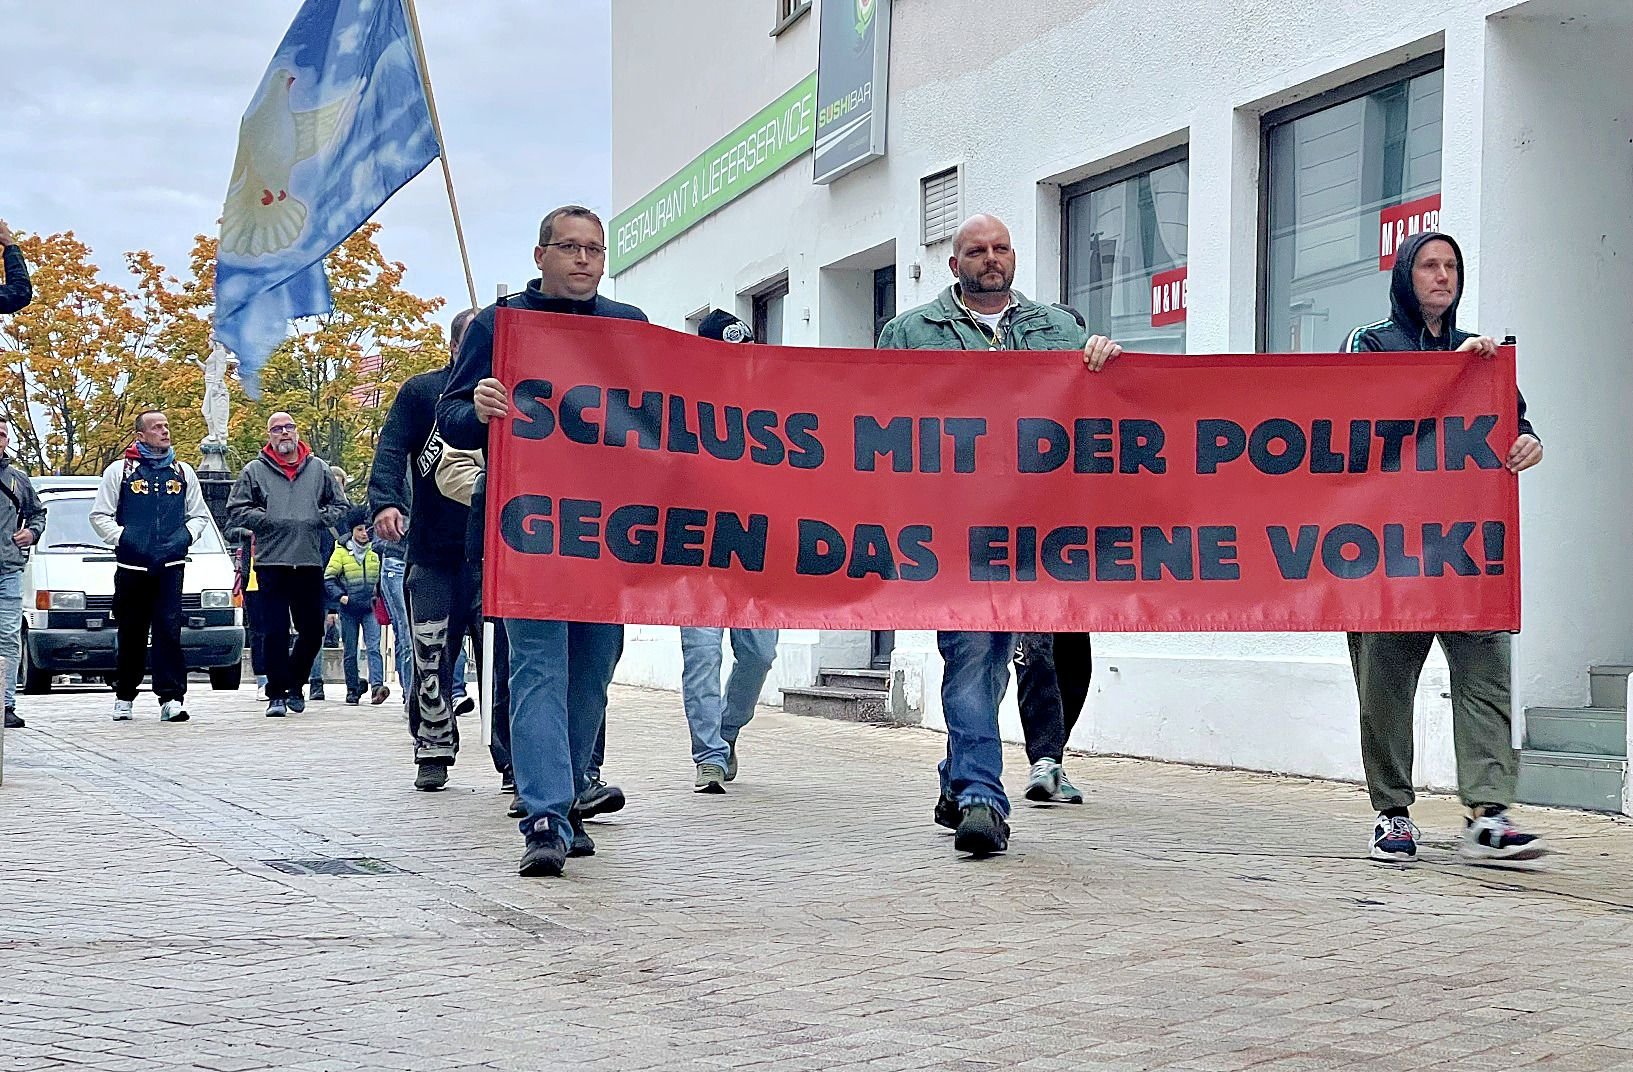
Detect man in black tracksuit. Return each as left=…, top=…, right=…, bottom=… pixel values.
left=438, top=204, right=645, bottom=877
left=370, top=309, right=494, bottom=792
left=1344, top=230, right=1546, bottom=867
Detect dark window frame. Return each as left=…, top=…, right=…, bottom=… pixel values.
left=1255, top=51, right=1446, bottom=351
left=771, top=0, right=811, bottom=36
left=751, top=275, right=791, bottom=344
left=1058, top=144, right=1190, bottom=330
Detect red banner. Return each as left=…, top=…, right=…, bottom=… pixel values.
left=485, top=310, right=1520, bottom=633
left=1150, top=265, right=1187, bottom=327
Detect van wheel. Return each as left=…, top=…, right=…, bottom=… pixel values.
left=21, top=631, right=53, bottom=694
left=209, top=663, right=243, bottom=691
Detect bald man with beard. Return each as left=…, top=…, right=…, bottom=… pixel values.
left=876, top=213, right=1122, bottom=858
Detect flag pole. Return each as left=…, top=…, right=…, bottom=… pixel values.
left=401, top=0, right=480, bottom=312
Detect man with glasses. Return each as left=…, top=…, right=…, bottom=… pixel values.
left=439, top=204, right=646, bottom=877
left=228, top=413, right=348, bottom=717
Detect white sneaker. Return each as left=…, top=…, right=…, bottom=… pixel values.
left=160, top=700, right=190, bottom=723
left=112, top=699, right=134, bottom=721
left=1461, top=809, right=1548, bottom=863
left=1024, top=758, right=1062, bottom=802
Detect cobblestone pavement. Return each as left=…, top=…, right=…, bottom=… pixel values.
left=4, top=683, right=1633, bottom=1072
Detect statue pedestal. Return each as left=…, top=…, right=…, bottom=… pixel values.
left=198, top=441, right=229, bottom=475
left=198, top=442, right=233, bottom=535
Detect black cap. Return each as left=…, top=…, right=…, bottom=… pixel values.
left=698, top=309, right=754, bottom=344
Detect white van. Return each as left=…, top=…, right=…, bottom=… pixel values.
left=19, top=477, right=245, bottom=693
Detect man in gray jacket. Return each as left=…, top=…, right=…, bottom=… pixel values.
left=227, top=412, right=348, bottom=717
left=0, top=421, right=47, bottom=728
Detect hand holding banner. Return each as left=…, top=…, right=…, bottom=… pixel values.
left=484, top=310, right=1520, bottom=633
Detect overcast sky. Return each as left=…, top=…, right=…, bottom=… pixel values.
left=0, top=0, right=611, bottom=322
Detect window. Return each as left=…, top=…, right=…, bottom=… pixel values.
left=922, top=168, right=960, bottom=245
left=1062, top=149, right=1189, bottom=353
left=1262, top=58, right=1444, bottom=353
left=771, top=0, right=810, bottom=35
left=752, top=277, right=790, bottom=344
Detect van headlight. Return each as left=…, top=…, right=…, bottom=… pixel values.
left=37, top=590, right=86, bottom=611
left=201, top=590, right=233, bottom=609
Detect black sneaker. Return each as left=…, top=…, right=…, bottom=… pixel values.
left=4, top=706, right=23, bottom=729
left=286, top=688, right=307, bottom=713
left=415, top=760, right=449, bottom=792
left=725, top=741, right=739, bottom=782
left=1370, top=813, right=1419, bottom=863
left=519, top=823, right=568, bottom=878
left=568, top=809, right=595, bottom=857
left=500, top=770, right=516, bottom=793
left=307, top=683, right=324, bottom=702
left=344, top=692, right=362, bottom=706
left=265, top=698, right=287, bottom=718
left=933, top=792, right=960, bottom=830
left=454, top=696, right=476, bottom=718
left=953, top=803, right=1010, bottom=857
left=507, top=796, right=526, bottom=819
left=1461, top=808, right=1548, bottom=863
left=578, top=778, right=626, bottom=818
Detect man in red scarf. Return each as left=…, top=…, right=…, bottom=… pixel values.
left=227, top=412, right=349, bottom=717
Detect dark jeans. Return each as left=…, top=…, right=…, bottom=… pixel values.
left=113, top=564, right=186, bottom=703
left=453, top=563, right=511, bottom=774
left=1014, top=632, right=1093, bottom=763
left=244, top=589, right=268, bottom=677
left=256, top=566, right=326, bottom=700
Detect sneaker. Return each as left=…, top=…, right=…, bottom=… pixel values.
left=568, top=809, right=595, bottom=857
left=255, top=675, right=268, bottom=701
left=453, top=695, right=475, bottom=718
left=1370, top=813, right=1420, bottom=863
left=1461, top=808, right=1548, bottom=863
left=307, top=683, right=324, bottom=702
left=415, top=760, right=450, bottom=792
left=953, top=803, right=1010, bottom=857
left=725, top=741, right=739, bottom=782
left=112, top=699, right=135, bottom=722
left=344, top=692, right=362, bottom=706
left=695, top=762, right=728, bottom=793
left=3, top=707, right=22, bottom=729
left=578, top=778, right=626, bottom=818
left=265, top=698, right=287, bottom=718
left=500, top=770, right=515, bottom=794
left=159, top=700, right=189, bottom=723
left=286, top=688, right=306, bottom=714
left=518, top=823, right=568, bottom=878
left=507, top=796, right=526, bottom=819
left=1024, top=759, right=1061, bottom=802
left=371, top=685, right=390, bottom=705
left=934, top=791, right=961, bottom=831
left=1055, top=767, right=1085, bottom=804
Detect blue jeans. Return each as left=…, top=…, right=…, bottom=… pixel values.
left=937, top=630, right=1013, bottom=817
left=0, top=569, right=21, bottom=711
left=380, top=557, right=411, bottom=693
left=504, top=618, right=623, bottom=843
left=338, top=610, right=384, bottom=694
left=680, top=628, right=778, bottom=767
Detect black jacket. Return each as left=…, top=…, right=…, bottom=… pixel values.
left=437, top=280, right=649, bottom=451
left=0, top=244, right=32, bottom=314
left=368, top=367, right=468, bottom=568
left=1347, top=230, right=1535, bottom=439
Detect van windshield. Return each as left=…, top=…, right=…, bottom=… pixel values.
left=38, top=494, right=225, bottom=554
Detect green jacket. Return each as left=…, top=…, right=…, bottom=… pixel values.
left=324, top=541, right=381, bottom=615
left=876, top=286, right=1086, bottom=353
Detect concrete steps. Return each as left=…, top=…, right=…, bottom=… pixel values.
left=782, top=668, right=907, bottom=725
left=1518, top=665, right=1628, bottom=813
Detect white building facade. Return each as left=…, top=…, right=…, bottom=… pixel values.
left=607, top=0, right=1633, bottom=810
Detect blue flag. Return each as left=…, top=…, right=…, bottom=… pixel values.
left=214, top=0, right=439, bottom=397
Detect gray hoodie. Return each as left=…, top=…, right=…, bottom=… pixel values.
left=226, top=446, right=349, bottom=568
left=0, top=458, right=47, bottom=573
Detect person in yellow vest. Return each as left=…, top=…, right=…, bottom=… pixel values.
left=324, top=521, right=388, bottom=705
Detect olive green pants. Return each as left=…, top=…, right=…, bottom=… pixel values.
left=1347, top=630, right=1517, bottom=812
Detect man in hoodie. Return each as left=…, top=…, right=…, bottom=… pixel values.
left=370, top=309, right=482, bottom=792
left=876, top=213, right=1122, bottom=858
left=1345, top=230, right=1546, bottom=867
left=227, top=412, right=349, bottom=717
left=680, top=311, right=779, bottom=795
left=0, top=420, right=47, bottom=729
left=0, top=220, right=33, bottom=314
left=89, top=411, right=212, bottom=722
left=325, top=520, right=388, bottom=706
left=438, top=204, right=645, bottom=877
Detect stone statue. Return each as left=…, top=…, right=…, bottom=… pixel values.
left=202, top=339, right=231, bottom=446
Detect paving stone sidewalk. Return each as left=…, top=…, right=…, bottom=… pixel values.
left=3, top=684, right=1633, bottom=1072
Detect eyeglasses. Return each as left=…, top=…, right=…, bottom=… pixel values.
left=269, top=423, right=297, bottom=434
left=541, top=241, right=607, bottom=259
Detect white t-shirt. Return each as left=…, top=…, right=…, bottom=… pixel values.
left=970, top=308, right=1005, bottom=331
